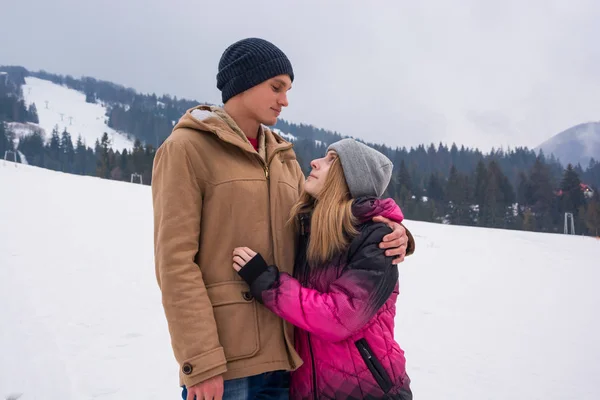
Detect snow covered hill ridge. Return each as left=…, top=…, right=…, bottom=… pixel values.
left=4, top=67, right=598, bottom=169
left=1, top=159, right=599, bottom=399
left=15, top=76, right=134, bottom=151
left=536, top=121, right=600, bottom=167
left=11, top=76, right=308, bottom=150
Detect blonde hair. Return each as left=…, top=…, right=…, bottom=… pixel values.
left=289, top=156, right=358, bottom=264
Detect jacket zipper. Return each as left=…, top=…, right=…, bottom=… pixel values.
left=307, top=333, right=318, bottom=399
left=355, top=339, right=393, bottom=395
left=258, top=144, right=292, bottom=260
left=298, top=225, right=317, bottom=399
left=296, top=213, right=316, bottom=398
left=256, top=143, right=292, bottom=180
left=228, top=136, right=298, bottom=372
left=262, top=145, right=301, bottom=373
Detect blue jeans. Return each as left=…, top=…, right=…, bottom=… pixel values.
left=181, top=370, right=289, bottom=400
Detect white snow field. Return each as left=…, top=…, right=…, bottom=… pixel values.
left=1, top=160, right=599, bottom=399
left=19, top=77, right=134, bottom=151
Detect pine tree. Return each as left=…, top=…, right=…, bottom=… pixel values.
left=14, top=99, right=28, bottom=122
left=60, top=128, right=75, bottom=173
left=473, top=159, right=487, bottom=208
left=585, top=191, right=600, bottom=236
left=0, top=120, right=11, bottom=157
left=74, top=135, right=88, bottom=175
left=445, top=165, right=470, bottom=225
left=522, top=209, right=536, bottom=231
left=480, top=168, right=499, bottom=227
left=583, top=160, right=600, bottom=192
left=120, top=148, right=130, bottom=181
left=109, top=149, right=121, bottom=180
left=46, top=126, right=61, bottom=171
left=85, top=146, right=96, bottom=174
left=479, top=161, right=514, bottom=228
left=528, top=156, right=556, bottom=231
left=27, top=103, right=39, bottom=124
left=516, top=172, right=532, bottom=207
left=426, top=172, right=445, bottom=201
left=560, top=164, right=586, bottom=217
left=96, top=132, right=111, bottom=178
left=397, top=160, right=412, bottom=195
left=17, top=130, right=45, bottom=167
left=471, top=160, right=487, bottom=225
left=450, top=143, right=459, bottom=168
left=85, top=81, right=96, bottom=104
left=423, top=198, right=439, bottom=223
left=131, top=138, right=145, bottom=176
left=143, top=143, right=156, bottom=185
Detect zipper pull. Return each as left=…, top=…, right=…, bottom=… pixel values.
left=264, top=166, right=269, bottom=179
left=360, top=342, right=372, bottom=359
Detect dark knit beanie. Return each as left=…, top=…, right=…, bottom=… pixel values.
left=217, top=38, right=294, bottom=104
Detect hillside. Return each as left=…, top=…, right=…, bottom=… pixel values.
left=2, top=66, right=600, bottom=237
left=537, top=122, right=600, bottom=168
left=19, top=76, right=134, bottom=150
left=1, top=160, right=599, bottom=399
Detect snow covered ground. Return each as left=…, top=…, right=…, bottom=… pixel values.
left=20, top=77, right=134, bottom=151
left=1, top=160, right=599, bottom=399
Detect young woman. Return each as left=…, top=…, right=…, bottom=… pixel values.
left=233, top=138, right=413, bottom=400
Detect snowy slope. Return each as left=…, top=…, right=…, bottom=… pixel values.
left=20, top=77, right=134, bottom=151
left=272, top=128, right=297, bottom=142
left=1, top=161, right=599, bottom=399
left=6, top=122, right=43, bottom=142
left=272, top=128, right=327, bottom=147
left=536, top=121, right=600, bottom=167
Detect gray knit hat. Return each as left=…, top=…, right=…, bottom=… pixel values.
left=217, top=38, right=294, bottom=103
left=327, top=139, right=393, bottom=198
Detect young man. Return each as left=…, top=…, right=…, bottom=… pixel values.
left=152, top=38, right=415, bottom=400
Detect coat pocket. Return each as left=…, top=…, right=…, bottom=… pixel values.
left=206, top=281, right=260, bottom=361
left=355, top=338, right=393, bottom=393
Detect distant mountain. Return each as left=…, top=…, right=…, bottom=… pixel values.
left=4, top=66, right=600, bottom=236
left=2, top=65, right=598, bottom=191
left=537, top=122, right=600, bottom=168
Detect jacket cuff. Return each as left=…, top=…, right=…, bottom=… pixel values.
left=180, top=347, right=227, bottom=387
left=238, top=253, right=269, bottom=285
left=405, top=225, right=416, bottom=256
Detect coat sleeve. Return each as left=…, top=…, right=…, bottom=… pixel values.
left=404, top=224, right=416, bottom=256
left=237, top=224, right=398, bottom=342
left=291, top=158, right=305, bottom=195
left=152, top=139, right=227, bottom=387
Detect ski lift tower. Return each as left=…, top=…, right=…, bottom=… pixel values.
left=3, top=150, right=18, bottom=164
left=564, top=212, right=575, bottom=235
left=131, top=173, right=143, bottom=184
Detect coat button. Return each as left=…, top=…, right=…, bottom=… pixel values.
left=243, top=291, right=253, bottom=301
left=182, top=363, right=193, bottom=375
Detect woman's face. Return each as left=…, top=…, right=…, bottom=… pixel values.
left=304, top=151, right=337, bottom=198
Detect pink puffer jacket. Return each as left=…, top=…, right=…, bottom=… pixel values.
left=237, top=198, right=412, bottom=399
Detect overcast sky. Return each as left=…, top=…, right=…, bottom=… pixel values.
left=2, top=0, right=599, bottom=151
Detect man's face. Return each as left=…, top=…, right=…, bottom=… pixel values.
left=240, top=75, right=292, bottom=126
